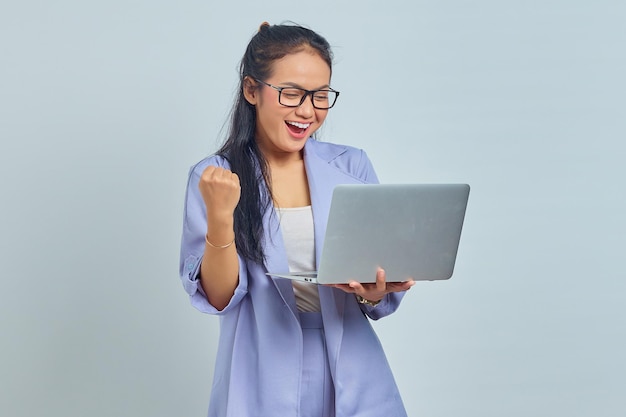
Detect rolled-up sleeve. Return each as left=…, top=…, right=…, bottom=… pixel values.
left=360, top=292, right=405, bottom=320
left=179, top=157, right=249, bottom=315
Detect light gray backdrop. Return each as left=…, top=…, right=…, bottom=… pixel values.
left=1, top=1, right=624, bottom=416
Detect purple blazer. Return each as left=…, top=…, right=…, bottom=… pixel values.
left=179, top=139, right=408, bottom=417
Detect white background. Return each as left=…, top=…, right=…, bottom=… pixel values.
left=1, top=1, right=625, bottom=416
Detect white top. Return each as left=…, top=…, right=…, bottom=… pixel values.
left=276, top=206, right=320, bottom=312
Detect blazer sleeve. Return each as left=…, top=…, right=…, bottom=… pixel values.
left=179, top=157, right=249, bottom=315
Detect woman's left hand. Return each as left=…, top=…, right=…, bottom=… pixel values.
left=329, top=268, right=415, bottom=303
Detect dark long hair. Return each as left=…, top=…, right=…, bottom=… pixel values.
left=217, top=23, right=333, bottom=263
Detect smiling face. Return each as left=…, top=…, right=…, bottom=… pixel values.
left=243, top=49, right=332, bottom=161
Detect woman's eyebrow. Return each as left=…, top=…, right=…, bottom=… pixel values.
left=279, top=81, right=331, bottom=90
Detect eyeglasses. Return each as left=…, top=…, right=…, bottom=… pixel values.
left=255, top=79, right=340, bottom=109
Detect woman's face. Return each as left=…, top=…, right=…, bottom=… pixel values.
left=244, top=49, right=331, bottom=160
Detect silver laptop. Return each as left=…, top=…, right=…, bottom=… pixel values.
left=267, top=183, right=470, bottom=284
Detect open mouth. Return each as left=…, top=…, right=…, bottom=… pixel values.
left=285, top=121, right=311, bottom=135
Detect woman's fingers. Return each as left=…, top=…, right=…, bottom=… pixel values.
left=199, top=166, right=241, bottom=216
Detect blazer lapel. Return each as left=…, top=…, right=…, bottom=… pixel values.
left=260, top=188, right=299, bottom=317
left=304, top=139, right=367, bottom=270
left=303, top=139, right=369, bottom=375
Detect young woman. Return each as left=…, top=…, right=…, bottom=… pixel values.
left=179, top=22, right=414, bottom=417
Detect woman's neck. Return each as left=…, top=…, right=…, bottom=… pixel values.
left=267, top=156, right=311, bottom=208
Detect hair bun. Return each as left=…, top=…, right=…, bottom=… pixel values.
left=258, top=21, right=270, bottom=32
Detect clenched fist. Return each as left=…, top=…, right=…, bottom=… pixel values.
left=198, top=166, right=241, bottom=220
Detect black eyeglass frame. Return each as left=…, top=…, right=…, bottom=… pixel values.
left=255, top=79, right=340, bottom=109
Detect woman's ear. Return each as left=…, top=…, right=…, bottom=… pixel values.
left=243, top=77, right=258, bottom=105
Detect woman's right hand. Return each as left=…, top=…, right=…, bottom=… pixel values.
left=198, top=166, right=241, bottom=219
left=197, top=166, right=241, bottom=311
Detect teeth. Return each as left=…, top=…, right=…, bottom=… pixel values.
left=286, top=121, right=310, bottom=129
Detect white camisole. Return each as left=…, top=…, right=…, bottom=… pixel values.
left=276, top=206, right=320, bottom=312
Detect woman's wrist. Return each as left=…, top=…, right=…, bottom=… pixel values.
left=205, top=234, right=235, bottom=249
left=355, top=294, right=382, bottom=307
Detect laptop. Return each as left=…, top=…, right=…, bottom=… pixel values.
left=266, top=183, right=470, bottom=284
